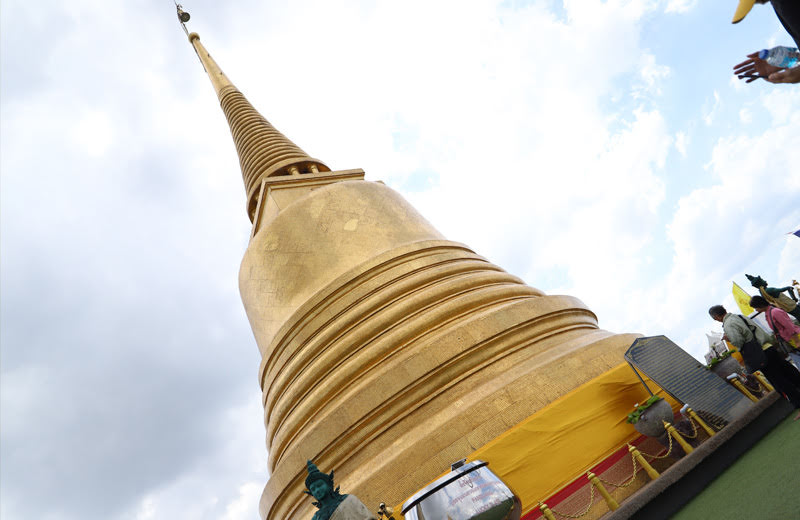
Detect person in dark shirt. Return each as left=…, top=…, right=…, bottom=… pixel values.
left=732, top=0, right=800, bottom=84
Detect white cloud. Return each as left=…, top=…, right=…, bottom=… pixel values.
left=777, top=236, right=800, bottom=283
left=644, top=90, right=800, bottom=357
left=675, top=130, right=689, bottom=157
left=664, top=0, right=697, bottom=14
left=739, top=108, right=753, bottom=124
left=221, top=482, right=264, bottom=520
left=703, top=90, right=721, bottom=125
left=639, top=54, right=671, bottom=96
left=760, top=87, right=800, bottom=126
left=71, top=111, right=115, bottom=157
left=134, top=496, right=156, bottom=520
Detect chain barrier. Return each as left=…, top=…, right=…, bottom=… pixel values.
left=678, top=415, right=699, bottom=440
left=742, top=375, right=763, bottom=393
left=541, top=410, right=717, bottom=518
left=595, top=457, right=640, bottom=489
left=597, top=415, right=702, bottom=489
left=548, top=484, right=596, bottom=519
left=548, top=435, right=665, bottom=516
left=638, top=429, right=674, bottom=460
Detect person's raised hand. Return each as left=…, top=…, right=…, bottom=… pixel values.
left=734, top=52, right=782, bottom=82
left=767, top=66, right=800, bottom=83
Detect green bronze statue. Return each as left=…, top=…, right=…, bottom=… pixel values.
left=304, top=460, right=376, bottom=520
left=746, top=274, right=800, bottom=321
left=304, top=460, right=348, bottom=520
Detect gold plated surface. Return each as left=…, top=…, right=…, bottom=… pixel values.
left=187, top=32, right=640, bottom=520
left=242, top=179, right=637, bottom=519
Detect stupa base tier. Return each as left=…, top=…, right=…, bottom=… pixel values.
left=258, top=290, right=637, bottom=519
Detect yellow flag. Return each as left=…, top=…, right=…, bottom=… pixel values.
left=732, top=282, right=754, bottom=315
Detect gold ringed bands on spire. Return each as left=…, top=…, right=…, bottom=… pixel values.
left=188, top=32, right=330, bottom=221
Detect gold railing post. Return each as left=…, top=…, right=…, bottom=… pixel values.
left=753, top=371, right=775, bottom=392
left=683, top=406, right=716, bottom=437
left=727, top=374, right=759, bottom=402
left=628, top=444, right=660, bottom=480
left=376, top=502, right=395, bottom=519
left=663, top=421, right=694, bottom=454
left=587, top=471, right=619, bottom=511
left=538, top=501, right=557, bottom=520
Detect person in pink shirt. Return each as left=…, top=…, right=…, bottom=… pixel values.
left=751, top=295, right=800, bottom=348
left=748, top=296, right=800, bottom=421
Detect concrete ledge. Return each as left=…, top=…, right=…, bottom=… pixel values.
left=603, top=392, right=793, bottom=520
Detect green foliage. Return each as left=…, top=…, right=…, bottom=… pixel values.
left=706, top=349, right=737, bottom=369
left=626, top=395, right=663, bottom=424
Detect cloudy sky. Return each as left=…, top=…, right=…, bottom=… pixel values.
left=2, top=0, right=798, bottom=518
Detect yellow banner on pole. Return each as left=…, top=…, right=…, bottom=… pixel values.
left=733, top=282, right=754, bottom=315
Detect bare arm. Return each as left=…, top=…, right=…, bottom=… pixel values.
left=767, top=67, right=800, bottom=83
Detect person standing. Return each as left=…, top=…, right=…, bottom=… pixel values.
left=750, top=295, right=800, bottom=348
left=750, top=295, right=800, bottom=372
left=709, top=305, right=800, bottom=420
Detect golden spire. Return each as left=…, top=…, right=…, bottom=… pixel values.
left=188, top=32, right=330, bottom=220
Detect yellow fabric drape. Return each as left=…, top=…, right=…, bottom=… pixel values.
left=395, top=363, right=677, bottom=518
left=466, top=363, right=676, bottom=515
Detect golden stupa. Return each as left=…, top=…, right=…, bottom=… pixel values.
left=186, top=27, right=639, bottom=520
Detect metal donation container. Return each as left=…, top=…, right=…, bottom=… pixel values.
left=401, top=460, right=521, bottom=520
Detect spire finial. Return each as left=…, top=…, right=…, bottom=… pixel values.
left=173, top=1, right=190, bottom=36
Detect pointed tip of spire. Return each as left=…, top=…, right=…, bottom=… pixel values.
left=186, top=30, right=331, bottom=221
left=188, top=32, right=234, bottom=96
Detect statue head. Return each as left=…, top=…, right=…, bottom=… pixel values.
left=305, top=460, right=334, bottom=499
left=746, top=274, right=767, bottom=288
left=304, top=460, right=347, bottom=519
left=308, top=478, right=331, bottom=501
